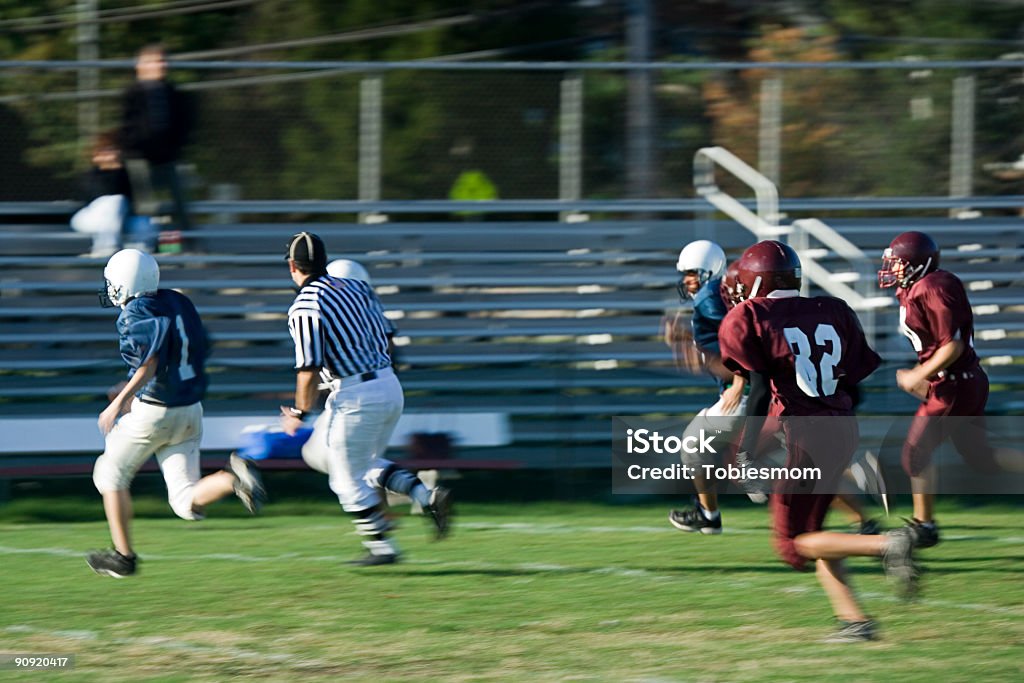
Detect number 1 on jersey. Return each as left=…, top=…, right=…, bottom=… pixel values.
left=783, top=324, right=841, bottom=397
left=176, top=315, right=196, bottom=381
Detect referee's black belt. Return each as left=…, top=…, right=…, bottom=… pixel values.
left=331, top=367, right=392, bottom=390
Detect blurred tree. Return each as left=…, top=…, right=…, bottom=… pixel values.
left=5, top=0, right=1024, bottom=202
left=0, top=0, right=250, bottom=199
left=187, top=0, right=579, bottom=200
left=702, top=26, right=951, bottom=199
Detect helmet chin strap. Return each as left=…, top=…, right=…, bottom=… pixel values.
left=900, top=256, right=931, bottom=287
left=748, top=275, right=762, bottom=299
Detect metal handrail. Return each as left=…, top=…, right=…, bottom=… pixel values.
left=694, top=146, right=785, bottom=239
left=691, top=148, right=893, bottom=311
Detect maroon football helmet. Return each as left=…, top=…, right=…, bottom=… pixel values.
left=735, top=240, right=802, bottom=300
left=719, top=260, right=742, bottom=309
left=878, top=231, right=939, bottom=288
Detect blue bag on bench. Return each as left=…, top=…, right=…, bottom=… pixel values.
left=237, top=425, right=314, bottom=461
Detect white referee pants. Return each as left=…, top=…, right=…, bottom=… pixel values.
left=309, top=369, right=404, bottom=512
left=93, top=399, right=204, bottom=520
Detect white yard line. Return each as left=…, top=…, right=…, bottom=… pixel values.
left=859, top=592, right=1024, bottom=616
left=421, top=521, right=766, bottom=535
left=4, top=521, right=1022, bottom=543
left=0, top=545, right=344, bottom=563
left=0, top=544, right=1020, bottom=616
left=3, top=624, right=331, bottom=669
left=0, top=545, right=670, bottom=581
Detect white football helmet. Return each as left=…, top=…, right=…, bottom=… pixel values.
left=326, top=258, right=371, bottom=284
left=102, top=249, right=159, bottom=308
left=675, top=240, right=726, bottom=300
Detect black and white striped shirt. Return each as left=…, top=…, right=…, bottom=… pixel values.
left=287, top=275, right=395, bottom=379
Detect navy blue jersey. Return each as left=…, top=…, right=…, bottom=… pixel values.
left=690, top=277, right=729, bottom=392
left=117, top=289, right=208, bottom=406
left=691, top=277, right=727, bottom=355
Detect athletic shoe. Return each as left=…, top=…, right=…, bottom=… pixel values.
left=904, top=517, right=940, bottom=548
left=668, top=507, right=723, bottom=535
left=881, top=528, right=920, bottom=600
left=228, top=453, right=268, bottom=515
left=746, top=490, right=769, bottom=504
left=857, top=519, right=882, bottom=535
left=735, top=451, right=771, bottom=501
left=86, top=549, right=138, bottom=578
left=348, top=552, right=400, bottom=567
left=425, top=486, right=453, bottom=540
left=824, top=619, right=877, bottom=643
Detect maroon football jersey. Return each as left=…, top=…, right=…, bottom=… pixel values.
left=720, top=294, right=881, bottom=415
left=895, top=269, right=979, bottom=375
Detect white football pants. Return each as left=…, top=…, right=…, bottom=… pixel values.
left=303, top=368, right=404, bottom=512
left=93, top=399, right=204, bottom=520
left=679, top=394, right=748, bottom=468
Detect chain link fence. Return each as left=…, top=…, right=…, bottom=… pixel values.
left=2, top=60, right=1024, bottom=207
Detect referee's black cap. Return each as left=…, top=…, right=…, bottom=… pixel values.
left=285, top=232, right=328, bottom=272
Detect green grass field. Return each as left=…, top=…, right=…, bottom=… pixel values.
left=0, top=496, right=1021, bottom=682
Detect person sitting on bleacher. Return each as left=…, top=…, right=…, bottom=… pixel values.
left=70, top=131, right=135, bottom=258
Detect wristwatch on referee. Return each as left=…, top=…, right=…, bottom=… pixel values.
left=284, top=406, right=310, bottom=421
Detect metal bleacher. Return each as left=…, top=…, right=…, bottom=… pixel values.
left=1, top=198, right=1023, bottom=469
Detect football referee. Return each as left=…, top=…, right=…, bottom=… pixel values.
left=281, top=232, right=452, bottom=565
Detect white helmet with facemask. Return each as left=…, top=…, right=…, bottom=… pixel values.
left=675, top=240, right=726, bottom=300
left=102, top=249, right=159, bottom=308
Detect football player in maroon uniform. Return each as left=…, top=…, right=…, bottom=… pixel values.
left=879, top=230, right=1018, bottom=548
left=722, top=256, right=881, bottom=530
left=721, top=241, right=919, bottom=643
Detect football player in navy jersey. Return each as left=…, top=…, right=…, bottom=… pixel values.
left=87, top=249, right=265, bottom=578
left=663, top=241, right=747, bottom=533
left=720, top=241, right=919, bottom=643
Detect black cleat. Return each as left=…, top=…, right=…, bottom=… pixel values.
left=348, top=552, right=400, bottom=567
left=882, top=528, right=920, bottom=600
left=904, top=517, right=940, bottom=549
left=425, top=486, right=453, bottom=540
left=228, top=453, right=268, bottom=515
left=668, top=507, right=723, bottom=535
left=86, top=549, right=138, bottom=578
left=824, top=619, right=877, bottom=643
